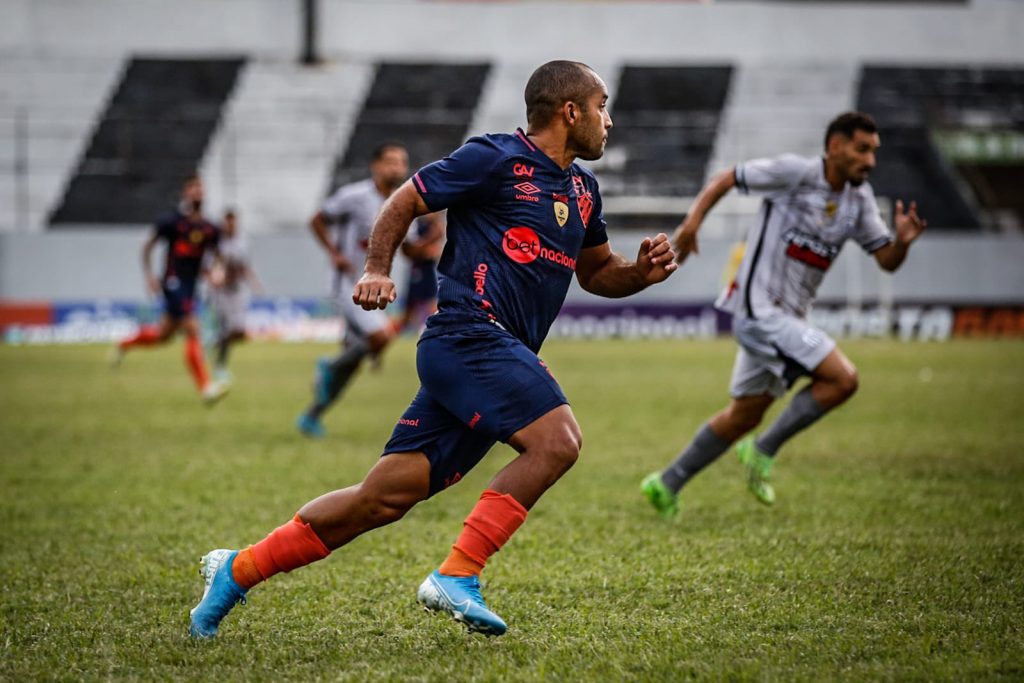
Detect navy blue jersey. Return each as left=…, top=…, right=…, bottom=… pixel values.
left=413, top=129, right=608, bottom=352
left=155, top=210, right=220, bottom=287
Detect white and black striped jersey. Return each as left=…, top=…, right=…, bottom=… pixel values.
left=322, top=178, right=387, bottom=295
left=716, top=154, right=892, bottom=320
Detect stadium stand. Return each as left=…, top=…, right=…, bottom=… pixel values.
left=708, top=63, right=857, bottom=171
left=0, top=56, right=121, bottom=232
left=857, top=66, right=1024, bottom=230
left=600, top=65, right=732, bottom=197
left=50, top=57, right=244, bottom=226
left=329, top=62, right=491, bottom=190
left=199, top=61, right=374, bottom=232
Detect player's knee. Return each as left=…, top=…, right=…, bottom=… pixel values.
left=725, top=404, right=765, bottom=434
left=837, top=368, right=859, bottom=400
left=368, top=329, right=392, bottom=353
left=363, top=489, right=419, bottom=525
left=545, top=425, right=582, bottom=473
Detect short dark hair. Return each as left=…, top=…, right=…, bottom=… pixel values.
left=371, top=142, right=406, bottom=161
left=524, top=60, right=598, bottom=130
left=182, top=171, right=201, bottom=187
left=223, top=208, right=236, bottom=219
left=824, top=112, right=878, bottom=150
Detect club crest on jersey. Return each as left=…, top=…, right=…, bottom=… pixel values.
left=825, top=200, right=838, bottom=218
left=554, top=201, right=569, bottom=227
left=189, top=230, right=204, bottom=244
left=571, top=174, right=593, bottom=227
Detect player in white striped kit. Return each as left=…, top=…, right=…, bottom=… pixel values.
left=642, top=112, right=927, bottom=518
left=208, top=209, right=262, bottom=380
left=296, top=143, right=409, bottom=438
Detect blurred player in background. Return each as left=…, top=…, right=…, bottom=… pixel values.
left=295, top=143, right=409, bottom=438
left=111, top=173, right=229, bottom=405
left=642, top=112, right=928, bottom=519
left=394, top=211, right=445, bottom=332
left=188, top=61, right=678, bottom=640
left=207, top=209, right=262, bottom=381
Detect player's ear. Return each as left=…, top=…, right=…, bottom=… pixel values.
left=826, top=133, right=846, bottom=156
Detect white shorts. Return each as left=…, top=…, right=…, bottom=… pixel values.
left=211, top=289, right=249, bottom=335
left=729, top=313, right=836, bottom=398
left=336, top=290, right=391, bottom=338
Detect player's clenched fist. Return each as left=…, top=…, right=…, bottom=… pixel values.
left=637, top=233, right=678, bottom=284
left=352, top=272, right=397, bottom=310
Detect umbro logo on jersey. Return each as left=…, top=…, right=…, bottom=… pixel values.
left=514, top=182, right=541, bottom=203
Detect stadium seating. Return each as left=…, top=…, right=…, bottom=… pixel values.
left=599, top=65, right=732, bottom=197
left=50, top=57, right=244, bottom=226
left=0, top=56, right=121, bottom=232
left=328, top=62, right=491, bottom=191
left=8, top=53, right=1020, bottom=234
left=857, top=66, right=1024, bottom=229
left=198, top=61, right=374, bottom=232
left=708, top=63, right=858, bottom=169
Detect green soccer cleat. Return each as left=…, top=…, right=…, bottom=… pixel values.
left=641, top=472, right=680, bottom=520
left=736, top=436, right=776, bottom=505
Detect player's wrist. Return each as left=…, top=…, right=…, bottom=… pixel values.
left=363, top=261, right=391, bottom=277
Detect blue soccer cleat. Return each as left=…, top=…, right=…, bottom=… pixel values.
left=189, top=549, right=247, bottom=639
left=416, top=570, right=508, bottom=636
left=314, top=357, right=333, bottom=405
left=296, top=413, right=326, bottom=438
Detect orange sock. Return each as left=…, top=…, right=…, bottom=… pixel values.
left=438, top=489, right=527, bottom=577
left=231, top=547, right=263, bottom=589
left=232, top=514, right=330, bottom=589
left=184, top=334, right=209, bottom=390
left=120, top=326, right=161, bottom=349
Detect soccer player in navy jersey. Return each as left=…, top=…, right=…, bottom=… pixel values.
left=189, top=61, right=678, bottom=638
left=394, top=211, right=445, bottom=332
left=112, top=173, right=229, bottom=404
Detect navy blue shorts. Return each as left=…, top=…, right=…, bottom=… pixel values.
left=162, top=278, right=197, bottom=320
left=383, top=324, right=568, bottom=496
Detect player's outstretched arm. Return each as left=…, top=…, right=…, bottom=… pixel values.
left=575, top=233, right=677, bottom=298
left=672, top=167, right=737, bottom=264
left=353, top=180, right=431, bottom=310
left=874, top=199, right=927, bottom=272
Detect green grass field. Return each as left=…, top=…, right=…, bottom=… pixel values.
left=1, top=338, right=1022, bottom=681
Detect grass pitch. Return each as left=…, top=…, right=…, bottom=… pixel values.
left=1, top=338, right=1022, bottom=681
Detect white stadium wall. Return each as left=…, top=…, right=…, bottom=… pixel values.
left=1, top=0, right=1022, bottom=340
left=2, top=0, right=1022, bottom=234
left=3, top=0, right=1021, bottom=63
